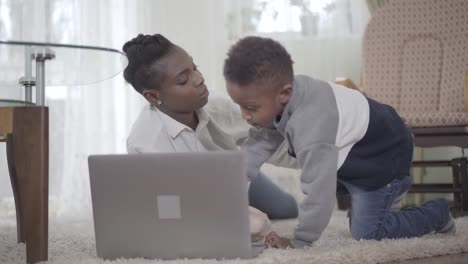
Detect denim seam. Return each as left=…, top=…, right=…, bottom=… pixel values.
left=375, top=180, right=400, bottom=239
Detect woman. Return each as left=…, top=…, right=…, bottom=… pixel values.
left=122, top=34, right=297, bottom=246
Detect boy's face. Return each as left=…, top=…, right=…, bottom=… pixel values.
left=226, top=81, right=292, bottom=128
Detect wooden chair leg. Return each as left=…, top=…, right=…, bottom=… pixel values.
left=336, top=182, right=351, bottom=210
left=451, top=158, right=462, bottom=213
left=451, top=157, right=468, bottom=215
left=336, top=194, right=351, bottom=210
left=8, top=107, right=49, bottom=264
left=456, top=158, right=468, bottom=212
left=6, top=134, right=25, bottom=243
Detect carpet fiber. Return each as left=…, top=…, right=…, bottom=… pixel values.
left=2, top=165, right=468, bottom=264
left=1, top=211, right=468, bottom=264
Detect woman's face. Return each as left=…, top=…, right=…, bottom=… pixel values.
left=145, top=46, right=209, bottom=114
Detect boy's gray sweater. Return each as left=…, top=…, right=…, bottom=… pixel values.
left=242, top=75, right=413, bottom=248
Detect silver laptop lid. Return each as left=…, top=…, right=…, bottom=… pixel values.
left=88, top=151, right=252, bottom=260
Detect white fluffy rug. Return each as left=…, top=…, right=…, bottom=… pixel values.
left=1, top=211, right=468, bottom=264
left=1, top=165, right=468, bottom=264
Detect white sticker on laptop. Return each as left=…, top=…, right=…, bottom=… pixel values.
left=157, top=195, right=182, bottom=219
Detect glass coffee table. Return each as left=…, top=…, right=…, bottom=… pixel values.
left=0, top=40, right=127, bottom=264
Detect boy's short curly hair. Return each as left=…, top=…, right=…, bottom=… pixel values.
left=223, top=36, right=294, bottom=88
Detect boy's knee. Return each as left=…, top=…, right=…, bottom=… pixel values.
left=350, top=223, right=386, bottom=241
left=351, top=229, right=384, bottom=241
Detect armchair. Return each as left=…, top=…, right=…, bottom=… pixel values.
left=336, top=0, right=468, bottom=215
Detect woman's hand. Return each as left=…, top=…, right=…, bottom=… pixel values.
left=265, top=231, right=292, bottom=249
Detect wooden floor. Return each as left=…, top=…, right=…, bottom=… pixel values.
left=391, top=252, right=468, bottom=264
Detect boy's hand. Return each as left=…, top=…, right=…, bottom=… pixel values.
left=265, top=232, right=292, bottom=249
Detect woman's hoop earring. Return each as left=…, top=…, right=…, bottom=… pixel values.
left=156, top=100, right=162, bottom=106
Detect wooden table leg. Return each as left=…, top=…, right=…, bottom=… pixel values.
left=6, top=107, right=49, bottom=264
left=7, top=133, right=25, bottom=243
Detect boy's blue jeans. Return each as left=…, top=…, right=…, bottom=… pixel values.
left=340, top=176, right=450, bottom=240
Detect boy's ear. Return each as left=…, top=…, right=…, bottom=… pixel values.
left=278, top=84, right=292, bottom=104
left=142, top=89, right=160, bottom=105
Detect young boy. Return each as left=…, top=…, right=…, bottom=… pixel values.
left=223, top=36, right=455, bottom=249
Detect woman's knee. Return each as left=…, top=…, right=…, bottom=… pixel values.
left=271, top=195, right=298, bottom=219
left=248, top=174, right=298, bottom=219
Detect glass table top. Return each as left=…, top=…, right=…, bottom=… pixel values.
left=0, top=99, right=35, bottom=106
left=0, top=40, right=127, bottom=87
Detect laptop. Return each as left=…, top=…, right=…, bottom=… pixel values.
left=88, top=151, right=264, bottom=260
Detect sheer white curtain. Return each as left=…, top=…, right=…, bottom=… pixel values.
left=222, top=0, right=369, bottom=82
left=0, top=0, right=369, bottom=220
